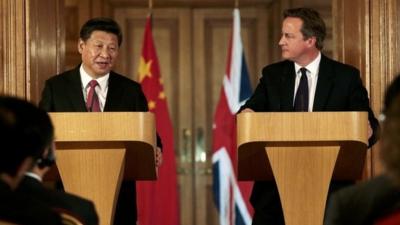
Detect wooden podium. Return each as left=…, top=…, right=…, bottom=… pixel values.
left=47, top=112, right=156, bottom=225
left=237, top=112, right=368, bottom=225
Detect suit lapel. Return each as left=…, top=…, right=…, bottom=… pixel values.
left=104, top=72, right=124, bottom=111
left=67, top=67, right=87, bottom=112
left=313, top=55, right=334, bottom=111
left=280, top=61, right=296, bottom=111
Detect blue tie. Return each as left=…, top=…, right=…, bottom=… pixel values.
left=294, top=67, right=309, bottom=112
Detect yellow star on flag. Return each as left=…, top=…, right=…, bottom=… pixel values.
left=148, top=100, right=156, bottom=110
left=138, top=57, right=152, bottom=82
left=158, top=91, right=166, bottom=100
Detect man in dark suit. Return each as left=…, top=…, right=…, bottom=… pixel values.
left=239, top=8, right=379, bottom=225
left=0, top=96, right=62, bottom=225
left=17, top=145, right=99, bottom=225
left=39, top=17, right=162, bottom=225
left=325, top=75, right=400, bottom=225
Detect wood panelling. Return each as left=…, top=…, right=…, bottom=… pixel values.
left=113, top=7, right=194, bottom=224
left=333, top=0, right=369, bottom=81
left=193, top=7, right=268, bottom=225
left=0, top=0, right=63, bottom=101
left=0, top=0, right=392, bottom=224
left=333, top=0, right=400, bottom=178
left=109, top=0, right=273, bottom=7
left=333, top=0, right=371, bottom=178
left=64, top=0, right=111, bottom=70
left=264, top=0, right=333, bottom=62
left=113, top=8, right=192, bottom=164
left=112, top=5, right=270, bottom=225
left=0, top=0, right=27, bottom=97
left=28, top=0, right=65, bottom=104
left=369, top=0, right=400, bottom=176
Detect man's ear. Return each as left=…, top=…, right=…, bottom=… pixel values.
left=78, top=39, right=84, bottom=54
left=41, top=147, right=49, bottom=159
left=306, top=36, right=317, bottom=47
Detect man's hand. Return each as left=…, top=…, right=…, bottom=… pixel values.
left=241, top=108, right=254, bottom=113
left=368, top=121, right=373, bottom=139
left=155, top=147, right=163, bottom=167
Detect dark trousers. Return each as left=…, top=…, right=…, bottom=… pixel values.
left=114, top=180, right=137, bottom=225
left=251, top=180, right=354, bottom=225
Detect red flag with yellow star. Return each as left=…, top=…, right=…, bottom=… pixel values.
left=136, top=14, right=180, bottom=225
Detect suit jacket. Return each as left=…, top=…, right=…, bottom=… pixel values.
left=40, top=65, right=150, bottom=112
left=39, top=65, right=162, bottom=224
left=241, top=54, right=379, bottom=146
left=325, top=175, right=400, bottom=225
left=0, top=180, right=62, bottom=225
left=16, top=175, right=99, bottom=225
left=241, top=54, right=379, bottom=225
left=40, top=65, right=162, bottom=147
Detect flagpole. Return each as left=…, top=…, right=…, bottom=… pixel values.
left=149, top=0, right=153, bottom=13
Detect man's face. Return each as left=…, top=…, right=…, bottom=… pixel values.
left=278, top=17, right=315, bottom=64
left=78, top=30, right=119, bottom=78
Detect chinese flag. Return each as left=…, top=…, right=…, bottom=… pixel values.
left=136, top=14, right=180, bottom=225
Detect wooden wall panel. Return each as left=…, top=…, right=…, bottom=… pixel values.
left=64, top=0, right=111, bottom=70
left=113, top=8, right=194, bottom=225
left=333, top=0, right=371, bottom=178
left=113, top=8, right=192, bottom=160
left=333, top=0, right=400, bottom=178
left=28, top=0, right=65, bottom=104
left=0, top=0, right=63, bottom=101
left=264, top=0, right=333, bottom=62
left=193, top=7, right=268, bottom=225
left=369, top=0, right=400, bottom=175
left=0, top=0, right=27, bottom=97
left=333, top=0, right=369, bottom=82
left=109, top=0, right=273, bottom=7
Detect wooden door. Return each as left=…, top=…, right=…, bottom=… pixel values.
left=113, top=6, right=268, bottom=225
left=192, top=8, right=268, bottom=225
left=113, top=8, right=195, bottom=224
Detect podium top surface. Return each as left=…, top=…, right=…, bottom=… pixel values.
left=47, top=112, right=157, bottom=180
left=49, top=112, right=155, bottom=144
left=237, top=112, right=368, bottom=146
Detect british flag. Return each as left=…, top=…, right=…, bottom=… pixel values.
left=212, top=9, right=253, bottom=225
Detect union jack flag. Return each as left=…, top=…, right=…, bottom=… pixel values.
left=212, top=8, right=253, bottom=225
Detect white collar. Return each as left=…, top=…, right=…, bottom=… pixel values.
left=294, top=52, right=321, bottom=75
left=25, top=172, right=42, bottom=182
left=80, top=64, right=110, bottom=90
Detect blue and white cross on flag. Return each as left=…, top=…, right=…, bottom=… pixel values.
left=212, top=8, right=253, bottom=225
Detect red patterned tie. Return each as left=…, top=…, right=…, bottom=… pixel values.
left=86, top=80, right=100, bottom=112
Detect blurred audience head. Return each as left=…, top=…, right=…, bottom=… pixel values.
left=380, top=75, right=400, bottom=184
left=0, top=96, right=54, bottom=188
